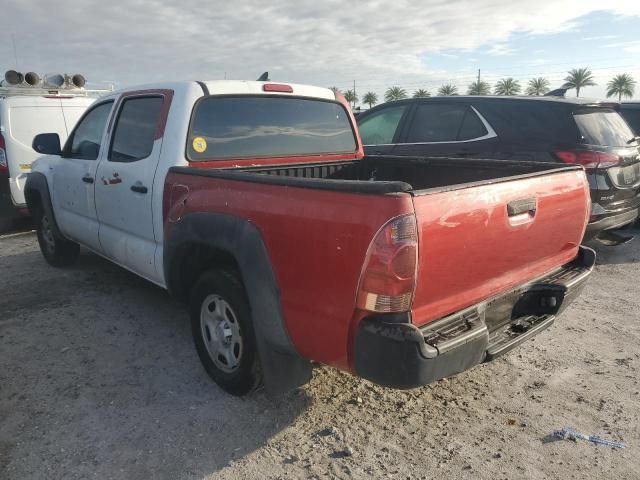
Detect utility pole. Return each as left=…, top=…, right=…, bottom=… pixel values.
left=353, top=79, right=356, bottom=109
left=477, top=69, right=481, bottom=85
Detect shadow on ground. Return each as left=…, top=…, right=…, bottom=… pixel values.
left=587, top=226, right=640, bottom=265
left=0, top=245, right=310, bottom=479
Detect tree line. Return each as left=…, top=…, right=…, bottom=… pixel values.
left=331, top=68, right=637, bottom=108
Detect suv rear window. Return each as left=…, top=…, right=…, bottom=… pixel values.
left=188, top=96, right=356, bottom=160
left=621, top=108, right=640, bottom=135
left=574, top=108, right=635, bottom=146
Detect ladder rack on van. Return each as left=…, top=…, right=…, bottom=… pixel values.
left=0, top=86, right=113, bottom=98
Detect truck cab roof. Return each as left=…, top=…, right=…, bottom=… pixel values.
left=107, top=80, right=337, bottom=101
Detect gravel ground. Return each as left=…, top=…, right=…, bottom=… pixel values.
left=1, top=227, right=639, bottom=479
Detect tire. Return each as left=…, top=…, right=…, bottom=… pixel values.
left=189, top=269, right=261, bottom=396
left=35, top=211, right=80, bottom=267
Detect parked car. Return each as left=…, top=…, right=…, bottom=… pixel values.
left=26, top=80, right=593, bottom=396
left=357, top=96, right=640, bottom=244
left=0, top=76, right=100, bottom=232
left=621, top=102, right=640, bottom=135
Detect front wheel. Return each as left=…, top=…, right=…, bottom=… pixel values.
left=189, top=269, right=261, bottom=396
left=36, top=211, right=79, bottom=267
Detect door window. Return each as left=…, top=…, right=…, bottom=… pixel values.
left=458, top=109, right=488, bottom=140
left=358, top=105, right=407, bottom=145
left=109, top=96, right=164, bottom=162
left=65, top=101, right=114, bottom=160
left=405, top=104, right=467, bottom=143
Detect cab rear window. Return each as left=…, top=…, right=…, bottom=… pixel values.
left=574, top=108, right=635, bottom=147
left=187, top=96, right=357, bottom=160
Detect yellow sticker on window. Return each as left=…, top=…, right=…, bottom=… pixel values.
left=192, top=137, right=207, bottom=153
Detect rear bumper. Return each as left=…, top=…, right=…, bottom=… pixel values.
left=584, top=207, right=639, bottom=241
left=353, top=246, right=595, bottom=389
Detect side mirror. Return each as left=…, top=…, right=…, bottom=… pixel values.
left=32, top=133, right=62, bottom=155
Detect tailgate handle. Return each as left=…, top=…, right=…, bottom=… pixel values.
left=507, top=198, right=536, bottom=217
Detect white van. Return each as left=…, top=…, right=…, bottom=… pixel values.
left=1, top=81, right=104, bottom=232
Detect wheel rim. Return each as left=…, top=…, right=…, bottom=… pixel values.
left=41, top=215, right=56, bottom=254
left=200, top=294, right=243, bottom=373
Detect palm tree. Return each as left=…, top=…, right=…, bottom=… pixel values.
left=494, top=78, right=521, bottom=96
left=413, top=89, right=430, bottom=98
left=606, top=74, right=636, bottom=101
left=384, top=86, right=408, bottom=102
left=526, top=77, right=550, bottom=96
left=328, top=86, right=340, bottom=94
left=563, top=68, right=596, bottom=97
left=343, top=89, right=358, bottom=108
left=438, top=84, right=458, bottom=96
left=467, top=80, right=491, bottom=95
left=362, top=92, right=378, bottom=108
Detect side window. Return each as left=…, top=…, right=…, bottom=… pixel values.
left=358, top=105, right=407, bottom=145
left=109, top=96, right=164, bottom=163
left=458, top=108, right=488, bottom=140
left=66, top=101, right=114, bottom=160
left=405, top=104, right=467, bottom=143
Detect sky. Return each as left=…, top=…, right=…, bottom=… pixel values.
left=1, top=1, right=639, bottom=106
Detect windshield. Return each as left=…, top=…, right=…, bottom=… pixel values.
left=188, top=96, right=357, bottom=160
left=574, top=108, right=636, bottom=147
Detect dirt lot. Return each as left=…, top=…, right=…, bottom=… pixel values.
left=1, top=227, right=639, bottom=480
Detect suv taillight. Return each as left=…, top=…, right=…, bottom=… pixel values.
left=356, top=215, right=418, bottom=313
left=555, top=150, right=621, bottom=169
left=0, top=133, right=7, bottom=174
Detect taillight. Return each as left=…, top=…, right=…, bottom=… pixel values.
left=555, top=150, right=621, bottom=169
left=262, top=83, right=294, bottom=93
left=0, top=133, right=7, bottom=174
left=357, top=215, right=418, bottom=313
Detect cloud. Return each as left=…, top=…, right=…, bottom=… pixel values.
left=0, top=0, right=639, bottom=96
left=487, top=43, right=516, bottom=56
left=602, top=40, right=640, bottom=53
left=582, top=34, right=618, bottom=41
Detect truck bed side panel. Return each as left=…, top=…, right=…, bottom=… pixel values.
left=165, top=173, right=414, bottom=369
left=411, top=169, right=589, bottom=326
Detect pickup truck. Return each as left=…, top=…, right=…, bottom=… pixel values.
left=26, top=80, right=595, bottom=396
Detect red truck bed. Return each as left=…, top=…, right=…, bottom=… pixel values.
left=165, top=155, right=593, bottom=388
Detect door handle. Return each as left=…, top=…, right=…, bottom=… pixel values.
left=130, top=184, right=148, bottom=194
left=507, top=198, right=537, bottom=216
left=82, top=175, right=94, bottom=184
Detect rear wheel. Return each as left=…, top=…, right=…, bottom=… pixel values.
left=36, top=211, right=79, bottom=267
left=189, top=269, right=261, bottom=396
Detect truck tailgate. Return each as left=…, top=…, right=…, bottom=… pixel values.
left=411, top=167, right=589, bottom=327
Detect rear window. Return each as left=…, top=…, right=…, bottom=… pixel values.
left=621, top=108, right=640, bottom=135
left=574, top=109, right=635, bottom=146
left=188, top=96, right=356, bottom=160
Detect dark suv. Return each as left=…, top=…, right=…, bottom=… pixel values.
left=621, top=102, right=640, bottom=135
left=357, top=96, right=640, bottom=243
